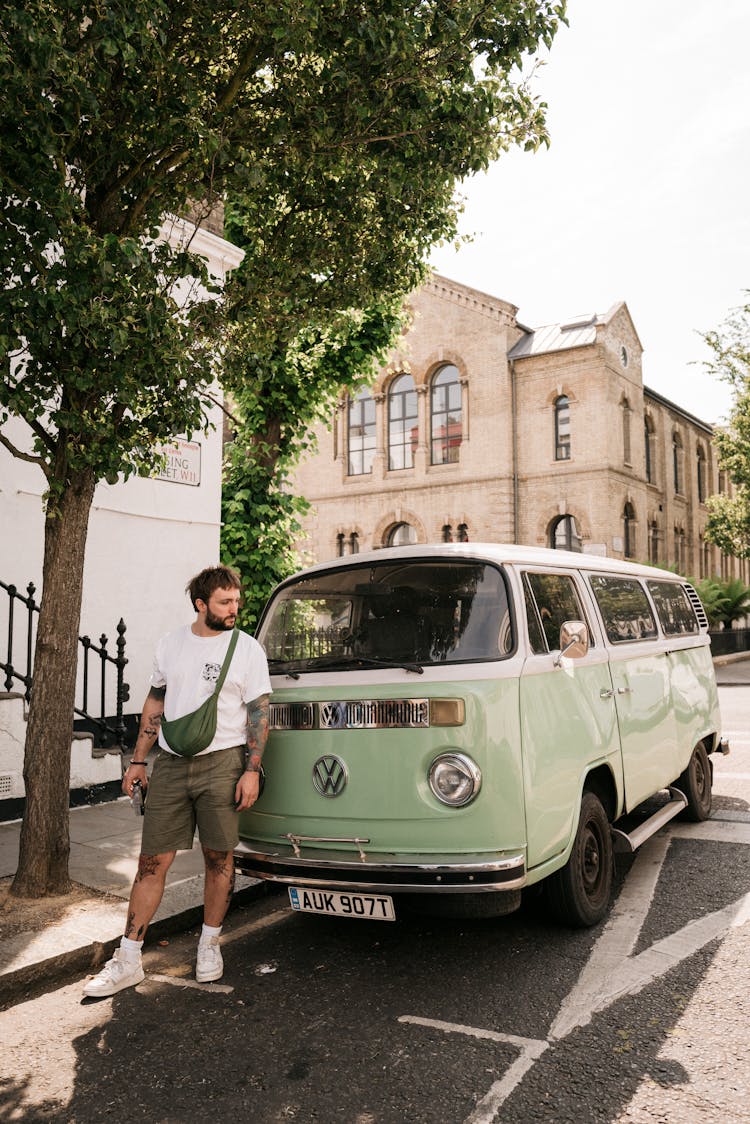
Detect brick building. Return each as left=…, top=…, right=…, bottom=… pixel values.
left=291, top=275, right=741, bottom=580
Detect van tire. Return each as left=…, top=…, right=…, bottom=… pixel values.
left=545, top=792, right=613, bottom=928
left=675, top=742, right=712, bottom=821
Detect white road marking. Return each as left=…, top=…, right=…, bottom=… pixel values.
left=397, top=821, right=750, bottom=1123
left=669, top=819, right=750, bottom=843
left=398, top=1015, right=547, bottom=1054
left=549, top=833, right=670, bottom=1041
left=147, top=973, right=234, bottom=994
left=398, top=1016, right=549, bottom=1124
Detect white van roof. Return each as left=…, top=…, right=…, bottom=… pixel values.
left=288, top=543, right=685, bottom=584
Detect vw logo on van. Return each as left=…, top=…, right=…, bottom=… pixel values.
left=312, top=755, right=348, bottom=797
left=319, top=701, right=349, bottom=729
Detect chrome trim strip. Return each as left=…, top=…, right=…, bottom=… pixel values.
left=270, top=697, right=430, bottom=731
left=234, top=840, right=526, bottom=892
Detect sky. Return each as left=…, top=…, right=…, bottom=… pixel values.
left=429, top=0, right=750, bottom=425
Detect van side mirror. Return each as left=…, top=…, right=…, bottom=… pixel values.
left=554, top=621, right=589, bottom=666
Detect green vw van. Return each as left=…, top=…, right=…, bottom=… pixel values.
left=234, top=544, right=727, bottom=926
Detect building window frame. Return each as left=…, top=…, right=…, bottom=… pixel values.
left=622, top=397, right=632, bottom=465
left=430, top=364, right=463, bottom=465
left=623, top=502, right=636, bottom=559
left=388, top=373, right=418, bottom=471
left=554, top=395, right=571, bottom=461
left=672, top=431, right=684, bottom=495
left=347, top=388, right=376, bottom=476
left=644, top=415, right=655, bottom=484
left=697, top=444, right=707, bottom=503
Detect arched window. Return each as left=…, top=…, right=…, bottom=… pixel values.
left=672, top=432, right=684, bottom=494
left=430, top=364, right=462, bottom=464
left=622, top=397, right=632, bottom=464
left=388, top=374, right=418, bottom=470
left=623, top=502, right=636, bottom=559
left=554, top=395, right=570, bottom=461
left=644, top=416, right=655, bottom=484
left=649, top=520, right=659, bottom=564
left=696, top=445, right=707, bottom=503
left=386, top=522, right=417, bottom=547
left=337, top=531, right=360, bottom=556
left=550, top=514, right=582, bottom=551
left=674, top=526, right=686, bottom=570
left=347, top=389, right=376, bottom=476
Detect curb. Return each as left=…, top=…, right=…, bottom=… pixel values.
left=0, top=880, right=271, bottom=1012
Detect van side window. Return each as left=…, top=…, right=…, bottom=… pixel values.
left=589, top=576, right=658, bottom=643
left=646, top=581, right=700, bottom=635
left=524, top=572, right=589, bottom=653
left=523, top=579, right=547, bottom=654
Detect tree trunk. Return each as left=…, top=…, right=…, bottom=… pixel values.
left=11, top=468, right=96, bottom=898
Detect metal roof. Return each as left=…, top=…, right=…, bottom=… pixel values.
left=508, top=314, right=601, bottom=359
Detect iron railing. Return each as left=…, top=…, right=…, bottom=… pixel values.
left=1, top=579, right=130, bottom=748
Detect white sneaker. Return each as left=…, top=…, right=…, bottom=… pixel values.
left=83, top=948, right=145, bottom=997
left=196, top=936, right=223, bottom=982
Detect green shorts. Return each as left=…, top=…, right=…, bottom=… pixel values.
left=140, top=745, right=245, bottom=854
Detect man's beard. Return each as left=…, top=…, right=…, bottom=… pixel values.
left=205, top=609, right=236, bottom=631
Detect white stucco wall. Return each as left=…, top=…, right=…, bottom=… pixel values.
left=0, top=220, right=243, bottom=768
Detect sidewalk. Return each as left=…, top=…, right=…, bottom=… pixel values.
left=0, top=797, right=263, bottom=1004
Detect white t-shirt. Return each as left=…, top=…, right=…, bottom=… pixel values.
left=151, top=626, right=272, bottom=756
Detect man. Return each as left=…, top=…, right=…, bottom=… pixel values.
left=83, top=565, right=271, bottom=997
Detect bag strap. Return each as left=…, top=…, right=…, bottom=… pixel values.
left=213, top=629, right=240, bottom=696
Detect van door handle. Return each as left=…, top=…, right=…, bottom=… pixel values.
left=617, top=686, right=632, bottom=695
left=600, top=688, right=614, bottom=699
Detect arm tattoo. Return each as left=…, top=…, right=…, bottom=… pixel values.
left=134, top=687, right=166, bottom=752
left=246, top=694, right=270, bottom=769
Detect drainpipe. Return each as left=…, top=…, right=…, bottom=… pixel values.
left=510, top=357, right=519, bottom=544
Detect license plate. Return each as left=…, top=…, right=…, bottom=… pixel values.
left=288, top=886, right=395, bottom=921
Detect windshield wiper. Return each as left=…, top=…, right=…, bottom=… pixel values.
left=306, top=654, right=424, bottom=675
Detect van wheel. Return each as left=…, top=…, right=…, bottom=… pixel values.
left=545, top=792, right=613, bottom=928
left=675, top=742, right=712, bottom=821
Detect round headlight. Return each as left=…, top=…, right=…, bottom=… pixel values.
left=428, top=753, right=482, bottom=807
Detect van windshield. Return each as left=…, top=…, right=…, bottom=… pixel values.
left=258, top=560, right=512, bottom=673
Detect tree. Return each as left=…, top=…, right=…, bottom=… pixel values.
left=1, top=1, right=565, bottom=895
left=703, top=295, right=750, bottom=557
left=221, top=295, right=408, bottom=628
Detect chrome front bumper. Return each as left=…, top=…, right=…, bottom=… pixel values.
left=234, top=838, right=527, bottom=894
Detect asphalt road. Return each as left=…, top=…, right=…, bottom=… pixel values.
left=2, top=683, right=749, bottom=1124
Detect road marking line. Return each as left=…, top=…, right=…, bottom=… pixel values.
left=549, top=832, right=670, bottom=1042
left=465, top=1047, right=549, bottom=1124
left=713, top=771, right=750, bottom=780
left=669, top=819, right=750, bottom=843
left=398, top=1015, right=546, bottom=1054
left=439, top=829, right=750, bottom=1121
left=147, top=973, right=233, bottom=994
left=399, top=1016, right=548, bottom=1124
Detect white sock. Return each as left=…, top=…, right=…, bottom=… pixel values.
left=200, top=923, right=222, bottom=943
left=119, top=936, right=143, bottom=960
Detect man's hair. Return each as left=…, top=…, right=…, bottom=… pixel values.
left=187, top=565, right=242, bottom=610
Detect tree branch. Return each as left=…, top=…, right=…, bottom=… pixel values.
left=201, top=390, right=242, bottom=429
left=0, top=428, right=48, bottom=473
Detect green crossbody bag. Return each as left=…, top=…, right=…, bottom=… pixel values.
left=160, top=629, right=240, bottom=758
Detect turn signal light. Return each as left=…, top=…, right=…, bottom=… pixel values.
left=429, top=698, right=465, bottom=727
